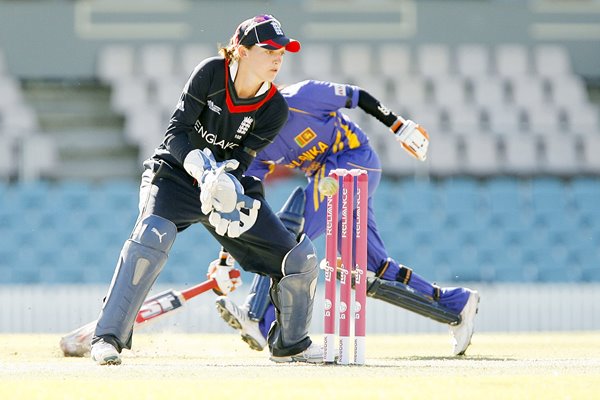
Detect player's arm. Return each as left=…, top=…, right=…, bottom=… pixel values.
left=245, top=159, right=274, bottom=181
left=164, top=61, right=213, bottom=164
left=357, top=89, right=429, bottom=161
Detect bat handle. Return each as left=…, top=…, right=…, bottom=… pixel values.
left=218, top=247, right=232, bottom=266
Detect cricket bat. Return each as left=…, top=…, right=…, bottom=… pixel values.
left=60, top=253, right=239, bottom=357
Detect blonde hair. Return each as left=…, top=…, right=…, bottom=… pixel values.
left=218, top=33, right=253, bottom=61
left=218, top=44, right=238, bottom=61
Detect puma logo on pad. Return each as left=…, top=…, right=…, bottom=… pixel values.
left=152, top=228, right=166, bottom=243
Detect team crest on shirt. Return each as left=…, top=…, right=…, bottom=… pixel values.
left=294, top=128, right=317, bottom=148
left=235, top=117, right=253, bottom=139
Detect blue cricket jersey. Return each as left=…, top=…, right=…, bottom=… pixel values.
left=246, top=80, right=370, bottom=178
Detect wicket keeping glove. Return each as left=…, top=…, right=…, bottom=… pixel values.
left=183, top=148, right=230, bottom=182
left=208, top=194, right=261, bottom=238
left=390, top=118, right=430, bottom=161
left=184, top=147, right=240, bottom=214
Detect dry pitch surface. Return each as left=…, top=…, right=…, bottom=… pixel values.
left=1, top=332, right=600, bottom=399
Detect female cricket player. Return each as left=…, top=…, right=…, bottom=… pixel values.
left=91, top=15, right=324, bottom=365
left=212, top=80, right=480, bottom=356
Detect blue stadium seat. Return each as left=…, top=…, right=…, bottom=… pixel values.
left=533, top=245, right=575, bottom=283
left=441, top=178, right=481, bottom=206
left=527, top=177, right=569, bottom=213
left=7, top=266, right=43, bottom=284
left=2, top=176, right=597, bottom=284
left=582, top=266, right=600, bottom=282
left=9, top=181, right=51, bottom=210
left=91, top=179, right=139, bottom=212
left=55, top=181, right=94, bottom=211
left=402, top=248, right=437, bottom=281
left=571, top=177, right=600, bottom=212
left=483, top=178, right=526, bottom=215
left=38, top=266, right=86, bottom=284
left=397, top=179, right=439, bottom=213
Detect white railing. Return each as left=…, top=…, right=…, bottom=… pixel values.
left=1, top=284, right=599, bottom=334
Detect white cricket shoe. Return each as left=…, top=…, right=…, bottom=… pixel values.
left=215, top=296, right=267, bottom=351
left=270, top=342, right=324, bottom=364
left=91, top=339, right=121, bottom=365
left=449, top=290, right=480, bottom=356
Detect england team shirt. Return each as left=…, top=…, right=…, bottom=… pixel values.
left=153, top=57, right=289, bottom=179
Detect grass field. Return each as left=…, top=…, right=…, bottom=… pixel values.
left=1, top=332, right=599, bottom=399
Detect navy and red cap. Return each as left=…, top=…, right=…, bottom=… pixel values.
left=235, top=14, right=301, bottom=53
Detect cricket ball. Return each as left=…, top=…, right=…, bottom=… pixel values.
left=318, top=176, right=339, bottom=196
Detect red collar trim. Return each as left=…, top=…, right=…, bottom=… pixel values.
left=225, top=60, right=278, bottom=113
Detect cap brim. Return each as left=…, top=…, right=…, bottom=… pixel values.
left=257, top=37, right=301, bottom=52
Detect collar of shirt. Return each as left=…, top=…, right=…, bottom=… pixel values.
left=229, top=60, right=271, bottom=97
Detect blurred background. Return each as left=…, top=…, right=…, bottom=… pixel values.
left=1, top=0, right=599, bottom=336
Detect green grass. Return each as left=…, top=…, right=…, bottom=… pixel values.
left=1, top=332, right=599, bottom=399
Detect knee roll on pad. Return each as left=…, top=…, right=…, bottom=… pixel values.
left=132, top=214, right=177, bottom=253
left=281, top=234, right=317, bottom=276
left=271, top=256, right=318, bottom=351
left=247, top=190, right=307, bottom=323
left=95, top=214, right=177, bottom=348
left=268, top=234, right=318, bottom=352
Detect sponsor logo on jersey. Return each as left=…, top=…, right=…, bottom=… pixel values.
left=285, top=141, right=329, bottom=168
left=194, top=120, right=239, bottom=150
left=294, top=128, right=317, bottom=148
left=333, top=84, right=346, bottom=97
left=235, top=116, right=253, bottom=140
left=207, top=100, right=222, bottom=115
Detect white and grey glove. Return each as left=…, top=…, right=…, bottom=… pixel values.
left=207, top=252, right=241, bottom=295
left=199, top=166, right=242, bottom=215
left=183, top=148, right=218, bottom=182
left=186, top=148, right=260, bottom=237
left=184, top=147, right=241, bottom=214
left=390, top=118, right=430, bottom=161
left=208, top=193, right=261, bottom=238
left=184, top=147, right=240, bottom=183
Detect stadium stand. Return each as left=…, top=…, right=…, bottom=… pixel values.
left=87, top=42, right=600, bottom=180
left=0, top=47, right=57, bottom=182
left=2, top=176, right=599, bottom=285
left=1, top=38, right=599, bottom=286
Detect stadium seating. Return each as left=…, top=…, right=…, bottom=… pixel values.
left=2, top=41, right=600, bottom=286
left=1, top=176, right=599, bottom=284
left=87, top=42, right=600, bottom=179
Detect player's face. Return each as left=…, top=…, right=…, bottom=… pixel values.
left=246, top=46, right=286, bottom=83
